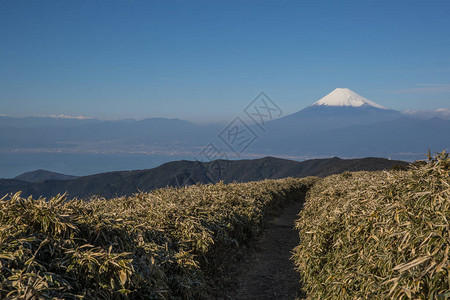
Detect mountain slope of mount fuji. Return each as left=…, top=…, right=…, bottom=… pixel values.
left=266, top=88, right=400, bottom=134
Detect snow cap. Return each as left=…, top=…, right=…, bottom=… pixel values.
left=311, top=88, right=387, bottom=109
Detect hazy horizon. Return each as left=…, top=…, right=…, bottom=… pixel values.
left=2, top=87, right=450, bottom=124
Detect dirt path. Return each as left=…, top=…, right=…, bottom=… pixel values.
left=229, top=201, right=305, bottom=300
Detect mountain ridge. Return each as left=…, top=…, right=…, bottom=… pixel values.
left=0, top=156, right=409, bottom=200
left=14, top=169, right=79, bottom=183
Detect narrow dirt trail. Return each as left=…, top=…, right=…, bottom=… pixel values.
left=229, top=200, right=305, bottom=300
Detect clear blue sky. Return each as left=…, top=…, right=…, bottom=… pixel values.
left=1, top=0, right=450, bottom=123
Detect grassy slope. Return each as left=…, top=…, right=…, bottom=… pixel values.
left=0, top=177, right=316, bottom=299
left=294, top=152, right=449, bottom=299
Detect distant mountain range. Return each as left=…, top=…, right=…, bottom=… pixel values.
left=0, top=88, right=448, bottom=164
left=0, top=156, right=408, bottom=200
left=0, top=116, right=217, bottom=150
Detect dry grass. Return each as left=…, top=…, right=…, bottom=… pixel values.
left=293, top=152, right=450, bottom=299
left=0, top=177, right=316, bottom=299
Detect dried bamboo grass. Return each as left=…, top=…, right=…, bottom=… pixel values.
left=293, top=152, right=450, bottom=299
left=1, top=177, right=316, bottom=299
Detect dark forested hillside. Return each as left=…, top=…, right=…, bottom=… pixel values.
left=0, top=156, right=408, bottom=200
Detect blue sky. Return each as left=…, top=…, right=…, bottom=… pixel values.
left=1, top=0, right=450, bottom=123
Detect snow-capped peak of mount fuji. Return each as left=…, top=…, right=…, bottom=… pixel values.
left=311, top=88, right=387, bottom=110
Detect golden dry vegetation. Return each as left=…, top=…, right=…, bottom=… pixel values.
left=0, top=177, right=316, bottom=299
left=3, top=152, right=449, bottom=299
left=294, top=152, right=450, bottom=299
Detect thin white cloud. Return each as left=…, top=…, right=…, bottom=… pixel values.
left=391, top=83, right=450, bottom=94
left=437, top=108, right=450, bottom=114
left=39, top=114, right=94, bottom=120
left=403, top=108, right=450, bottom=119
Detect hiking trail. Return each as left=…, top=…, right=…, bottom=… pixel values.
left=229, top=200, right=305, bottom=300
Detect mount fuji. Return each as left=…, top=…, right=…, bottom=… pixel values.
left=267, top=88, right=400, bottom=134
left=252, top=88, right=449, bottom=160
